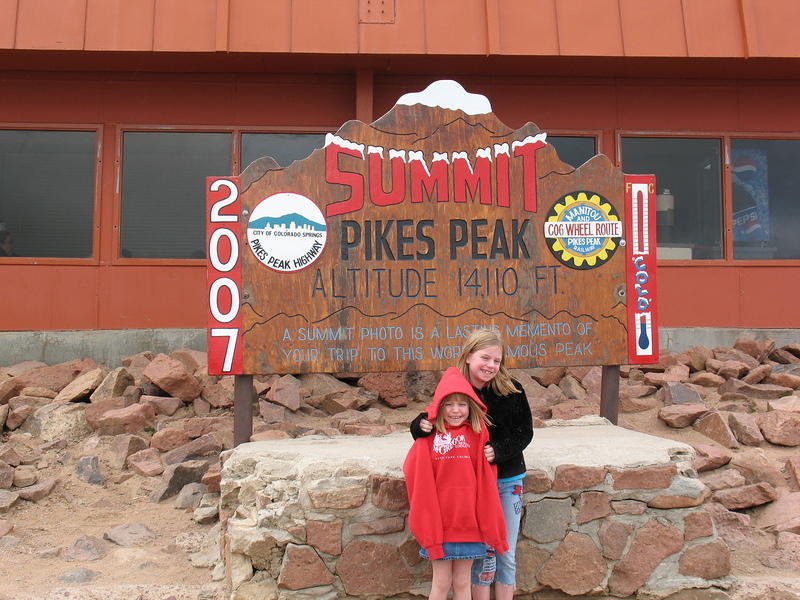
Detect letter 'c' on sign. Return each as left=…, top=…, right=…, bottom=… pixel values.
left=209, top=278, right=240, bottom=323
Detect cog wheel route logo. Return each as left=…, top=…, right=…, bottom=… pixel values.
left=246, top=192, right=327, bottom=272
left=543, top=190, right=623, bottom=270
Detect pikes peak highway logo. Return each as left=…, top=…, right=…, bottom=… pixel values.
left=247, top=192, right=327, bottom=272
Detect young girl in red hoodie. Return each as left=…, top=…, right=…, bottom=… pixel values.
left=403, top=367, right=508, bottom=600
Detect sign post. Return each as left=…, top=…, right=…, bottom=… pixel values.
left=206, top=80, right=659, bottom=443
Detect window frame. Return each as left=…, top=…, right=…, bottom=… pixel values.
left=0, top=122, right=103, bottom=265
left=617, top=130, right=800, bottom=267
left=113, top=124, right=333, bottom=265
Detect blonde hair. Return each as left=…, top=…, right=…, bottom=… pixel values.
left=456, top=328, right=520, bottom=396
left=434, top=392, right=489, bottom=434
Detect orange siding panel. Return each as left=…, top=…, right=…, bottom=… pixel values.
left=232, top=77, right=353, bottom=127
left=738, top=267, right=800, bottom=327
left=0, top=76, right=104, bottom=123
left=98, top=266, right=206, bottom=329
left=0, top=0, right=17, bottom=49
left=556, top=0, right=624, bottom=56
left=84, top=0, right=155, bottom=51
left=737, top=83, right=800, bottom=133
left=153, top=0, right=216, bottom=52
left=290, top=0, right=359, bottom=54
left=228, top=0, right=291, bottom=53
left=496, top=0, right=559, bottom=56
left=619, top=0, right=686, bottom=57
left=657, top=267, right=740, bottom=327
left=424, top=0, right=486, bottom=55
left=101, top=78, right=236, bottom=125
left=617, top=83, right=739, bottom=132
left=1, top=266, right=100, bottom=330
left=746, top=0, right=800, bottom=57
left=487, top=81, right=618, bottom=132
left=16, top=0, right=87, bottom=50
left=359, top=0, right=426, bottom=54
left=682, top=0, right=745, bottom=57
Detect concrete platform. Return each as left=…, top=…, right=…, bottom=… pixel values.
left=230, top=418, right=694, bottom=475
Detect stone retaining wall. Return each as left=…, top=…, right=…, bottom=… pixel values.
left=218, top=422, right=730, bottom=599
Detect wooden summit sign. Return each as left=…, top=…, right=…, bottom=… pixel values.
left=206, top=80, right=659, bottom=376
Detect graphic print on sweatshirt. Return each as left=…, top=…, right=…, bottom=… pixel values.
left=432, top=431, right=470, bottom=455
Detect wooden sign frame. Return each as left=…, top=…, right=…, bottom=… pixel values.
left=206, top=81, right=659, bottom=377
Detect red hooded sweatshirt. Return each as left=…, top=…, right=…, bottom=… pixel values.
left=403, top=367, right=509, bottom=560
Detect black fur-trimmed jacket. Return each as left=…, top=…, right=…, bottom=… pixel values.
left=410, top=380, right=533, bottom=480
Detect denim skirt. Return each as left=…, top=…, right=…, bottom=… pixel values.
left=419, top=542, right=487, bottom=561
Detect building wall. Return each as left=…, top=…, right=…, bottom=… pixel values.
left=2, top=71, right=800, bottom=332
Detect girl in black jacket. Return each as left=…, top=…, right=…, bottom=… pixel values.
left=410, top=328, right=533, bottom=600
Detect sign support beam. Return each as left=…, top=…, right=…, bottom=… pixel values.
left=233, top=375, right=254, bottom=446
left=600, top=365, right=620, bottom=425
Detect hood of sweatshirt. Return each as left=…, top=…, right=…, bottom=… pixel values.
left=425, top=367, right=486, bottom=421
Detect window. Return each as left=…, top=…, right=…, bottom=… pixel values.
left=242, top=133, right=326, bottom=170
left=0, top=129, right=96, bottom=258
left=120, top=131, right=231, bottom=259
left=548, top=136, right=597, bottom=169
left=731, top=139, right=800, bottom=260
left=621, top=137, right=723, bottom=260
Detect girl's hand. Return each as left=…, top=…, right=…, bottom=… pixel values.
left=420, top=418, right=433, bottom=433
left=484, top=444, right=495, bottom=463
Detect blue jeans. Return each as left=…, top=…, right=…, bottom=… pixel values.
left=471, top=479, right=523, bottom=586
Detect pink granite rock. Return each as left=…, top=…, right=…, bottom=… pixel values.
left=337, top=541, right=414, bottom=596
left=16, top=477, right=57, bottom=501
left=139, top=394, right=182, bottom=416
left=688, top=372, right=726, bottom=387
left=530, top=367, right=566, bottom=387
left=306, top=520, right=342, bottom=556
left=142, top=354, right=202, bottom=402
left=608, top=519, right=683, bottom=596
left=757, top=411, right=800, bottom=446
left=678, top=540, right=731, bottom=579
left=575, top=491, right=611, bottom=524
left=13, top=359, right=97, bottom=394
left=765, top=373, right=800, bottom=390
left=551, top=465, right=606, bottom=491
left=692, top=443, right=733, bottom=472
left=599, top=519, right=633, bottom=560
left=95, top=403, right=156, bottom=436
left=265, top=374, right=302, bottom=411
left=658, top=404, right=708, bottom=428
left=768, top=396, right=800, bottom=412
left=357, top=372, right=409, bottom=408
left=730, top=448, right=787, bottom=489
left=702, top=469, right=746, bottom=491
left=684, top=510, right=714, bottom=541
left=127, top=448, right=164, bottom=477
left=734, top=338, right=775, bottom=363
left=277, top=543, right=335, bottom=590
left=110, top=434, right=149, bottom=470
left=611, top=465, right=677, bottom=490
left=759, top=531, right=800, bottom=569
left=524, top=469, right=552, bottom=494
left=694, top=412, right=739, bottom=448
left=727, top=412, right=764, bottom=446
left=370, top=475, right=408, bottom=511
left=712, top=482, right=777, bottom=510
left=150, top=428, right=191, bottom=452
left=550, top=399, right=598, bottom=420
left=537, top=532, right=606, bottom=596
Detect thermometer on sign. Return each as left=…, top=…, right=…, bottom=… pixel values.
left=632, top=186, right=649, bottom=256
left=637, top=313, right=653, bottom=354
left=638, top=314, right=649, bottom=350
